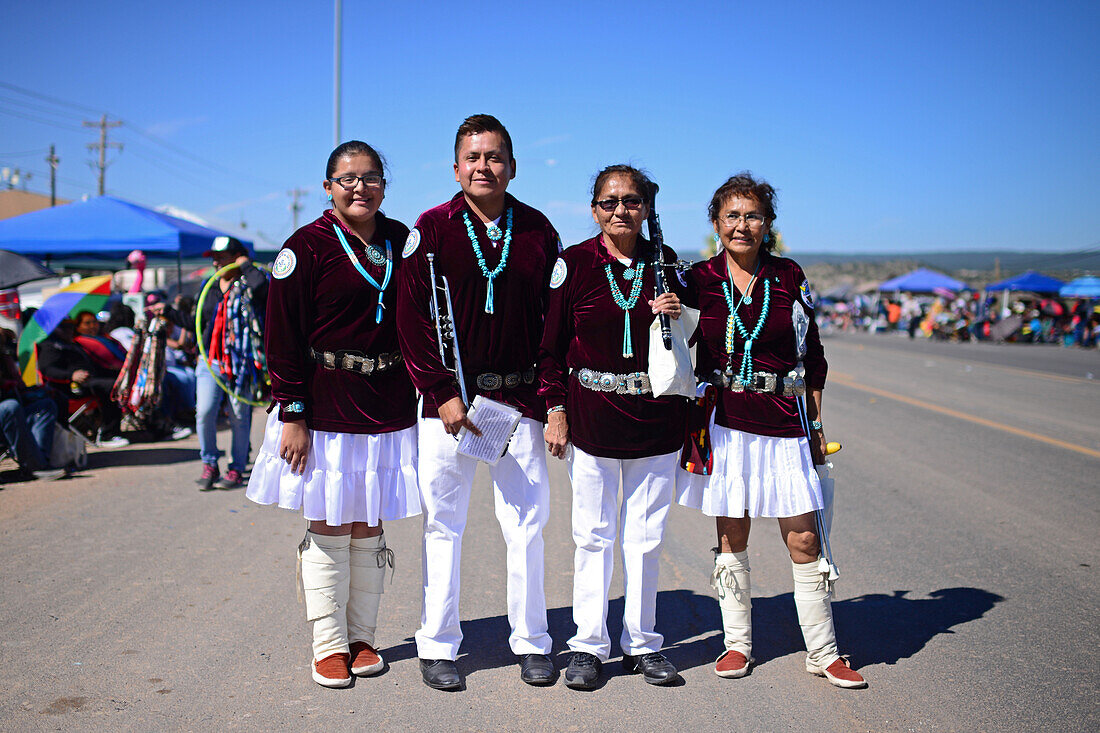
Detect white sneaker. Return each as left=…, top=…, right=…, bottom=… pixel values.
left=170, top=426, right=193, bottom=440
left=98, top=436, right=130, bottom=448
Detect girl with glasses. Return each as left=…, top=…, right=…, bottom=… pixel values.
left=246, top=141, right=420, bottom=688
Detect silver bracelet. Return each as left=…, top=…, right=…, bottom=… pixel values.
left=810, top=419, right=823, bottom=430
left=547, top=405, right=566, bottom=414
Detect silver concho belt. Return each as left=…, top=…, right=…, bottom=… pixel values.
left=713, top=367, right=806, bottom=396
left=310, top=347, right=403, bottom=376
left=576, top=368, right=652, bottom=395
left=474, top=368, right=536, bottom=391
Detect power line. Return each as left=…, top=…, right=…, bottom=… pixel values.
left=0, top=93, right=87, bottom=121
left=0, top=148, right=50, bottom=158
left=3, top=83, right=280, bottom=191
left=0, top=107, right=87, bottom=133
left=0, top=81, right=107, bottom=116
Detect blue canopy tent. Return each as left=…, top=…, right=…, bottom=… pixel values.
left=986, top=270, right=1064, bottom=294
left=878, top=268, right=966, bottom=293
left=0, top=196, right=253, bottom=261
left=1060, top=276, right=1100, bottom=298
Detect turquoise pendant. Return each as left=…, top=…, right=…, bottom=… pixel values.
left=622, top=267, right=636, bottom=281
left=365, top=244, right=386, bottom=267
left=743, top=294, right=752, bottom=305
left=486, top=224, right=503, bottom=242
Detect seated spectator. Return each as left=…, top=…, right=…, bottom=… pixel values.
left=74, top=310, right=127, bottom=371
left=0, top=329, right=64, bottom=479
left=105, top=302, right=137, bottom=352
left=37, top=319, right=129, bottom=448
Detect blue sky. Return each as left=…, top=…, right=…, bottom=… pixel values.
left=2, top=1, right=1097, bottom=257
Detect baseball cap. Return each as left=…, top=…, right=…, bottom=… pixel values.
left=202, top=236, right=247, bottom=258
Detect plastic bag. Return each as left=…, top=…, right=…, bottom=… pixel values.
left=648, top=305, right=699, bottom=398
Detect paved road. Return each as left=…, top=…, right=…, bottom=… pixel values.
left=1, top=333, right=1097, bottom=731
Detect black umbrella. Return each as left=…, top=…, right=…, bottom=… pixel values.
left=0, top=249, right=55, bottom=289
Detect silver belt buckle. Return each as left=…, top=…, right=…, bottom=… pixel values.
left=756, top=372, right=777, bottom=393
left=477, top=372, right=503, bottom=390
left=322, top=351, right=337, bottom=370
left=624, top=373, right=647, bottom=395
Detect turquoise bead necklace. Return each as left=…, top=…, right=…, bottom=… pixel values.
left=332, top=224, right=391, bottom=324
left=604, top=257, right=646, bottom=358
left=722, top=257, right=770, bottom=386
left=463, top=208, right=513, bottom=314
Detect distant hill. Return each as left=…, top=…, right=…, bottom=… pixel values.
left=792, top=249, right=1099, bottom=273
left=789, top=249, right=1100, bottom=292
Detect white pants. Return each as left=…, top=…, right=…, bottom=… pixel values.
left=567, top=447, right=677, bottom=661
left=414, top=417, right=551, bottom=660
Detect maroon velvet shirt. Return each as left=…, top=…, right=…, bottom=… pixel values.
left=265, top=210, right=417, bottom=434
left=689, top=251, right=827, bottom=438
left=396, top=192, right=561, bottom=421
left=539, top=236, right=689, bottom=459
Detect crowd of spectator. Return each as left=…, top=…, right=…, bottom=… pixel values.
left=817, top=292, right=1100, bottom=347
left=0, top=291, right=202, bottom=483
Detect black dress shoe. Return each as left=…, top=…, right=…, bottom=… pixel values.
left=622, top=652, right=679, bottom=685
left=419, top=658, right=462, bottom=690
left=518, top=654, right=556, bottom=686
left=563, top=652, right=602, bottom=690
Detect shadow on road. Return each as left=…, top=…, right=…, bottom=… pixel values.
left=83, top=447, right=197, bottom=469
left=714, top=586, right=1005, bottom=670
left=379, top=586, right=1003, bottom=678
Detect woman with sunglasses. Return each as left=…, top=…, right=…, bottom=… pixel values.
left=539, top=164, right=686, bottom=690
left=677, top=172, right=866, bottom=688
left=246, top=141, right=420, bottom=689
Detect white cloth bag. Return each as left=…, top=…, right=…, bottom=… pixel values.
left=648, top=306, right=700, bottom=398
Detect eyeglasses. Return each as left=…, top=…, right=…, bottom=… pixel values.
left=595, top=196, right=646, bottom=212
left=329, top=173, right=385, bottom=190
left=720, top=211, right=767, bottom=228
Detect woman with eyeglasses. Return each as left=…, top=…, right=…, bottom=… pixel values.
left=246, top=140, right=420, bottom=689
left=677, top=172, right=866, bottom=688
left=539, top=164, right=686, bottom=690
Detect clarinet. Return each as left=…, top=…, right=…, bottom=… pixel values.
left=646, top=182, right=674, bottom=350
left=426, top=252, right=470, bottom=407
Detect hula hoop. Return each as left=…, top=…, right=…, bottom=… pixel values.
left=195, top=262, right=270, bottom=407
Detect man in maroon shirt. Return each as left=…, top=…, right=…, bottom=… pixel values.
left=397, top=115, right=560, bottom=690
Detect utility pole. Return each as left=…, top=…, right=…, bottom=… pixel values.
left=84, top=114, right=122, bottom=195
left=46, top=145, right=59, bottom=206
left=334, top=0, right=342, bottom=146
left=289, top=188, right=309, bottom=231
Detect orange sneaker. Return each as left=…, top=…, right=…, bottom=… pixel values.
left=350, top=641, right=384, bottom=676
left=714, top=649, right=752, bottom=678
left=808, top=657, right=867, bottom=689
left=311, top=653, right=352, bottom=688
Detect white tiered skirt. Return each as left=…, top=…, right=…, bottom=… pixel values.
left=246, top=411, right=421, bottom=526
left=676, top=422, right=823, bottom=519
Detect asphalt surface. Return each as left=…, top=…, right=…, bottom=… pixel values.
left=0, top=332, right=1097, bottom=732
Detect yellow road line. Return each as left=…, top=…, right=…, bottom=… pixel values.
left=829, top=374, right=1100, bottom=459
left=835, top=340, right=1092, bottom=385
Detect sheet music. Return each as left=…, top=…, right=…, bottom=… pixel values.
left=456, top=395, right=522, bottom=465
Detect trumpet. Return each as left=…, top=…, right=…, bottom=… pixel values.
left=426, top=252, right=469, bottom=407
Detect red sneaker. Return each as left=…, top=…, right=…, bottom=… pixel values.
left=714, top=649, right=752, bottom=678
left=311, top=653, right=352, bottom=688
left=350, top=641, right=384, bottom=676
left=809, top=657, right=867, bottom=689
left=215, top=469, right=244, bottom=489
left=196, top=463, right=219, bottom=492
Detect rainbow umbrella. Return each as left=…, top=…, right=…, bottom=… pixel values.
left=18, top=275, right=113, bottom=386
